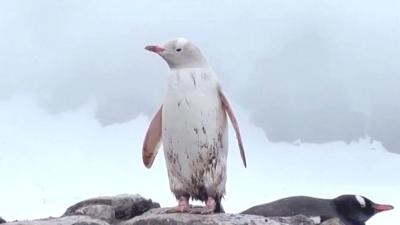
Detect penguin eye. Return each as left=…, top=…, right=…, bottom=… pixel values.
left=176, top=48, right=182, bottom=52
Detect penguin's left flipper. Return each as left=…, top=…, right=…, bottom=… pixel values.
left=142, top=105, right=163, bottom=168
left=219, top=88, right=247, bottom=168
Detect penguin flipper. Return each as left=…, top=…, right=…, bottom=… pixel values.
left=142, top=105, right=163, bottom=168
left=218, top=88, right=247, bottom=168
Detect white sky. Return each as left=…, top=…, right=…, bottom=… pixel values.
left=0, top=0, right=399, bottom=151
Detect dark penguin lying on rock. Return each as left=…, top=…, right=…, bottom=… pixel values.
left=241, top=195, right=393, bottom=225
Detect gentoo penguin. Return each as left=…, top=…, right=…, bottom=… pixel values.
left=241, top=195, right=394, bottom=225
left=142, top=38, right=247, bottom=214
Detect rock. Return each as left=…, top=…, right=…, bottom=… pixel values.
left=0, top=194, right=347, bottom=225
left=321, top=218, right=345, bottom=225
left=3, top=216, right=109, bottom=225
left=74, top=205, right=115, bottom=221
left=63, top=194, right=160, bottom=222
left=0, top=217, right=6, bottom=224
left=121, top=208, right=316, bottom=225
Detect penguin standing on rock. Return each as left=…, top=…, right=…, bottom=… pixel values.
left=241, top=195, right=393, bottom=225
left=142, top=38, right=247, bottom=214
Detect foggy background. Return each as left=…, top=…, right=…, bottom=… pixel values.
left=0, top=1, right=399, bottom=225
left=1, top=0, right=399, bottom=152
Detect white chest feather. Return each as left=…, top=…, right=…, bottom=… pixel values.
left=162, top=68, right=228, bottom=197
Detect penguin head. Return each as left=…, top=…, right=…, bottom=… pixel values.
left=334, top=195, right=393, bottom=224
left=145, top=38, right=208, bottom=69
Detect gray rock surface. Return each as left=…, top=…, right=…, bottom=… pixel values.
left=1, top=194, right=345, bottom=225
left=321, top=218, right=345, bottom=225
left=4, top=216, right=108, bottom=225
left=0, top=217, right=6, bottom=224
left=122, top=208, right=316, bottom=225
left=63, top=194, right=160, bottom=222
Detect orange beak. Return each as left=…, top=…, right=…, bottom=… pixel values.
left=145, top=45, right=165, bottom=53
left=373, top=203, right=394, bottom=213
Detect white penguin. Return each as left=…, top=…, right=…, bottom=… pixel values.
left=142, top=38, right=246, bottom=214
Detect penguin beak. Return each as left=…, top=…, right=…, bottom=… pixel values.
left=145, top=45, right=165, bottom=54
left=372, top=203, right=394, bottom=213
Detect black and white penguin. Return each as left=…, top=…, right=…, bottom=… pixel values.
left=241, top=195, right=393, bottom=225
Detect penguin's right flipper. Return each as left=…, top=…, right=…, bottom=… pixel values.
left=142, top=105, right=163, bottom=168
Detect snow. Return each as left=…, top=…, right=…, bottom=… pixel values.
left=0, top=94, right=398, bottom=225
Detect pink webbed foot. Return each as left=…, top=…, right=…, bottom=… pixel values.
left=165, top=196, right=190, bottom=213
left=188, top=197, right=217, bottom=214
